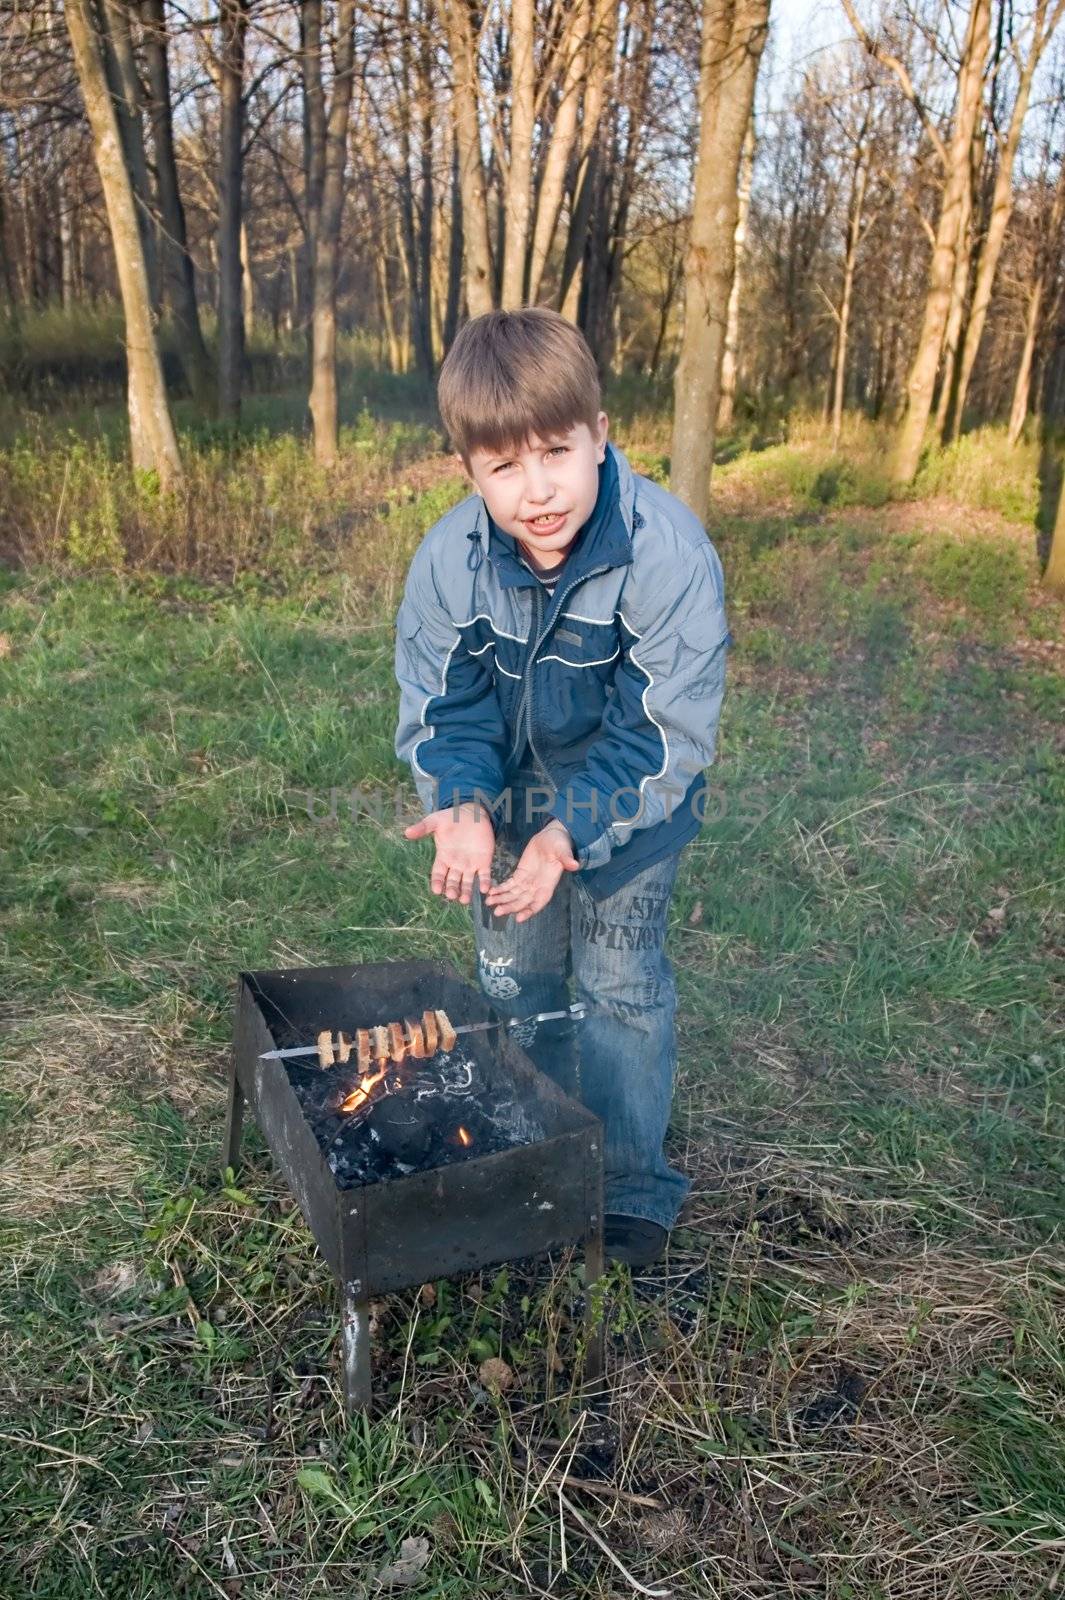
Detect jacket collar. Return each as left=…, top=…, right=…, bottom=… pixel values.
left=473, top=440, right=635, bottom=590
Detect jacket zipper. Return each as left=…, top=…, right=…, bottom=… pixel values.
left=512, top=563, right=613, bottom=788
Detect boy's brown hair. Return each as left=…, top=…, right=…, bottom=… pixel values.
left=437, top=307, right=601, bottom=466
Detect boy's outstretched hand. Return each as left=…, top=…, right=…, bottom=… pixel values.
left=483, top=820, right=580, bottom=923
left=404, top=802, right=495, bottom=905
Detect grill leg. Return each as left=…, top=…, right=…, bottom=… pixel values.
left=223, top=1058, right=244, bottom=1173
left=583, top=1218, right=606, bottom=1388
left=341, top=1283, right=372, bottom=1415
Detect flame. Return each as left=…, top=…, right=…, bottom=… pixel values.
left=456, top=1125, right=473, bottom=1147
left=337, top=1059, right=392, bottom=1117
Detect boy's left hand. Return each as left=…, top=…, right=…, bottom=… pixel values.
left=483, top=821, right=580, bottom=923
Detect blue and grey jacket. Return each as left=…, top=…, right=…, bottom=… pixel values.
left=394, top=441, right=731, bottom=901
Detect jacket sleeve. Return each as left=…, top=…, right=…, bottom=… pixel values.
left=547, top=535, right=730, bottom=869
left=394, top=543, right=510, bottom=815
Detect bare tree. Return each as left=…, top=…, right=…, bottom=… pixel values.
left=1045, top=457, right=1065, bottom=591
left=141, top=0, right=214, bottom=407
left=559, top=0, right=617, bottom=320
left=526, top=0, right=588, bottom=304
left=845, top=0, right=992, bottom=484
left=1009, top=155, right=1065, bottom=444
left=829, top=129, right=870, bottom=449
left=395, top=0, right=434, bottom=374
left=948, top=0, right=1065, bottom=438
left=717, top=117, right=754, bottom=433
left=218, top=0, right=249, bottom=421
left=444, top=0, right=494, bottom=317
left=307, top=0, right=357, bottom=464
left=100, top=0, right=160, bottom=306
left=63, top=0, right=182, bottom=487
left=500, top=0, right=534, bottom=306
left=671, top=0, right=771, bottom=523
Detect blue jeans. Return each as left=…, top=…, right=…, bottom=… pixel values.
left=471, top=842, right=689, bottom=1230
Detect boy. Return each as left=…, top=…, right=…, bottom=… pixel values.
left=394, top=308, right=730, bottom=1267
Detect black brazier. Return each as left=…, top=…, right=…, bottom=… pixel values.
left=225, top=958, right=605, bottom=1412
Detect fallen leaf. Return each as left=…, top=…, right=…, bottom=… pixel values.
left=687, top=900, right=703, bottom=926
left=478, top=1357, right=515, bottom=1394
left=639, top=1506, right=689, bottom=1553
left=161, top=1499, right=186, bottom=1532
left=375, top=1535, right=430, bottom=1589
left=418, top=1282, right=437, bottom=1308
left=92, top=1260, right=138, bottom=1298
left=0, top=634, right=11, bottom=659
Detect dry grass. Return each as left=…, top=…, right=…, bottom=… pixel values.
left=2, top=1009, right=1063, bottom=1598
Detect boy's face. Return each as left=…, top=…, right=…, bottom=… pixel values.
left=463, top=413, right=609, bottom=571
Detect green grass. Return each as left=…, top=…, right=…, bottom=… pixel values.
left=2, top=380, right=1065, bottom=1595
left=714, top=409, right=1048, bottom=525
left=914, top=426, right=1042, bottom=523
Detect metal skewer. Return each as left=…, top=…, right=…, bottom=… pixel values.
left=258, top=1003, right=587, bottom=1061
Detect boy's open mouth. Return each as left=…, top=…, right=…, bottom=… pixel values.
left=523, top=512, right=568, bottom=533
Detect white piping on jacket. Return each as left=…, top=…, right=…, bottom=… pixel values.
left=454, top=611, right=528, bottom=643
left=537, top=648, right=620, bottom=669
left=615, top=607, right=669, bottom=816
left=410, top=632, right=462, bottom=786
left=467, top=637, right=521, bottom=678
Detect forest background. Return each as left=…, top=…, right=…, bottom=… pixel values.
left=2, top=0, right=1065, bottom=1596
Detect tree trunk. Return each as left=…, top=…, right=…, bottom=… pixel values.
left=830, top=150, right=868, bottom=452
left=527, top=0, right=587, bottom=304
left=578, top=112, right=616, bottom=358
left=309, top=0, right=356, bottom=466
left=892, top=0, right=990, bottom=485
left=416, top=15, right=434, bottom=366
left=443, top=131, right=463, bottom=351
left=1008, top=278, right=1043, bottom=447
left=933, top=155, right=974, bottom=438
left=559, top=0, right=617, bottom=320
left=57, top=166, right=75, bottom=309
left=100, top=0, right=160, bottom=311
left=286, top=242, right=298, bottom=332
left=241, top=219, right=254, bottom=337
left=648, top=250, right=682, bottom=378
left=397, top=0, right=433, bottom=375
left=950, top=0, right=1062, bottom=440
left=1045, top=454, right=1065, bottom=593
left=500, top=0, right=534, bottom=307
left=594, top=0, right=654, bottom=364
left=141, top=0, right=213, bottom=407
left=375, top=247, right=403, bottom=372
left=717, top=116, right=754, bottom=434
left=64, top=0, right=182, bottom=488
left=301, top=0, right=327, bottom=337
left=670, top=0, right=770, bottom=523
left=444, top=0, right=494, bottom=316
left=0, top=170, right=19, bottom=313
left=217, top=0, right=248, bottom=421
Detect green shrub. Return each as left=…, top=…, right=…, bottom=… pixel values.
left=716, top=440, right=893, bottom=510
left=915, top=430, right=1040, bottom=523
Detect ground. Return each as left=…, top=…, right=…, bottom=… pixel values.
left=1, top=384, right=1063, bottom=1598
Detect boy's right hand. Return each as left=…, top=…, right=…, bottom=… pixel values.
left=403, top=802, right=495, bottom=905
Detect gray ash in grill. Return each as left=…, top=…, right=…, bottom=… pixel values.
left=285, top=1046, right=548, bottom=1187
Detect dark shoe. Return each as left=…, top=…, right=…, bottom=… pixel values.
left=603, top=1214, right=668, bottom=1268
